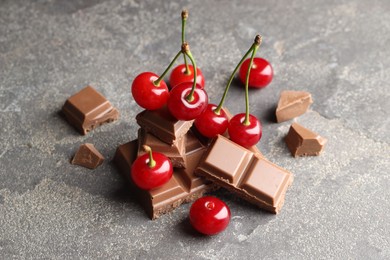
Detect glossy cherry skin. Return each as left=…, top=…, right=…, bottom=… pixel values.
left=131, top=152, right=173, bottom=190
left=131, top=72, right=170, bottom=110
left=228, top=113, right=262, bottom=148
left=194, top=104, right=229, bottom=138
left=167, top=82, right=208, bottom=121
left=169, top=64, right=205, bottom=89
left=239, top=57, right=273, bottom=88
left=189, top=196, right=231, bottom=235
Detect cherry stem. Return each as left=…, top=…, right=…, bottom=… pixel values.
left=243, top=44, right=259, bottom=125
left=143, top=145, right=156, bottom=168
left=181, top=10, right=190, bottom=75
left=215, top=43, right=256, bottom=115
left=153, top=50, right=182, bottom=86
left=182, top=43, right=197, bottom=102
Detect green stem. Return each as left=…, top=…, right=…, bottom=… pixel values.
left=243, top=45, right=259, bottom=125
left=181, top=10, right=190, bottom=75
left=143, top=145, right=156, bottom=168
left=153, top=50, right=182, bottom=86
left=214, top=44, right=255, bottom=114
left=183, top=48, right=198, bottom=102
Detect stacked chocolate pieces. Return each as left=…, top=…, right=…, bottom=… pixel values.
left=114, top=107, right=217, bottom=219
left=114, top=107, right=293, bottom=219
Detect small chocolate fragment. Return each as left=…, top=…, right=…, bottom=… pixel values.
left=137, top=128, right=187, bottom=168
left=276, top=90, right=313, bottom=123
left=62, top=86, right=119, bottom=135
left=136, top=106, right=193, bottom=145
left=284, top=123, right=327, bottom=157
left=196, top=135, right=293, bottom=213
left=114, top=138, right=215, bottom=220
left=71, top=143, right=104, bottom=169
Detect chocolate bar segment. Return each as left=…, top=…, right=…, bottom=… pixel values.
left=196, top=135, right=293, bottom=213
left=137, top=128, right=187, bottom=168
left=62, top=86, right=119, bottom=135
left=136, top=106, right=193, bottom=145
left=114, top=139, right=215, bottom=220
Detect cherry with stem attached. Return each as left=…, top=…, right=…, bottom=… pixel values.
left=131, top=49, right=182, bottom=110
left=167, top=43, right=208, bottom=121
left=194, top=35, right=261, bottom=138
left=131, top=145, right=173, bottom=190
left=239, top=57, right=273, bottom=88
left=169, top=10, right=205, bottom=89
left=228, top=35, right=263, bottom=148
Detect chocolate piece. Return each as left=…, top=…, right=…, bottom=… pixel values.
left=196, top=135, right=293, bottom=213
left=71, top=143, right=104, bottom=169
left=276, top=90, right=313, bottom=123
left=114, top=139, right=215, bottom=220
left=136, top=106, right=193, bottom=145
left=137, top=129, right=187, bottom=168
left=284, top=123, right=327, bottom=157
left=62, top=86, right=119, bottom=135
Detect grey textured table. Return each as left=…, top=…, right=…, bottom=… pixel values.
left=1, top=0, right=389, bottom=259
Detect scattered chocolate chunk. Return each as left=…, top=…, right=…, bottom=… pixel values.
left=71, top=143, right=104, bottom=169
left=113, top=139, right=216, bottom=220
left=137, top=128, right=187, bottom=168
left=284, top=123, right=327, bottom=157
left=276, top=90, right=313, bottom=123
left=136, top=106, right=193, bottom=145
left=196, top=135, right=293, bottom=213
left=62, top=86, right=119, bottom=135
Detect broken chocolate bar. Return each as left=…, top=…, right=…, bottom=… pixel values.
left=276, top=90, right=312, bottom=123
left=137, top=128, right=187, bottom=168
left=62, top=86, right=119, bottom=135
left=136, top=106, right=193, bottom=145
left=114, top=136, right=216, bottom=220
left=196, top=135, right=293, bottom=213
left=284, top=123, right=327, bottom=157
left=71, top=143, right=104, bottom=169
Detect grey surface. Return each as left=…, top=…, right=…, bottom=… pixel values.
left=0, top=0, right=389, bottom=259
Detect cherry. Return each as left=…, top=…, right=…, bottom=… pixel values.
left=167, top=43, right=208, bottom=120
left=167, top=82, right=208, bottom=120
left=131, top=145, right=173, bottom=190
left=226, top=35, right=263, bottom=147
left=169, top=10, right=205, bottom=89
left=189, top=196, right=231, bottom=235
left=194, top=104, right=229, bottom=138
left=131, top=72, right=170, bottom=110
left=131, top=47, right=183, bottom=110
left=239, top=57, right=273, bottom=88
left=169, top=64, right=205, bottom=89
left=228, top=113, right=262, bottom=148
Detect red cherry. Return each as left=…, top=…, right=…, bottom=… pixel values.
left=228, top=113, right=262, bottom=148
left=189, top=196, right=231, bottom=235
left=194, top=104, right=229, bottom=138
left=167, top=82, right=208, bottom=121
left=169, top=64, right=205, bottom=89
left=239, top=57, right=273, bottom=88
left=131, top=146, right=173, bottom=190
left=131, top=72, right=170, bottom=110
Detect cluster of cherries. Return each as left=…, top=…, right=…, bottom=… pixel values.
left=130, top=10, right=273, bottom=235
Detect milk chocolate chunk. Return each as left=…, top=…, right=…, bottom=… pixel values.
left=136, top=106, right=193, bottom=145
left=276, top=90, right=313, bottom=123
left=114, top=139, right=215, bottom=220
left=196, top=135, right=293, bottom=213
left=137, top=129, right=187, bottom=168
left=285, top=123, right=327, bottom=157
left=71, top=143, right=104, bottom=169
left=62, top=86, right=119, bottom=135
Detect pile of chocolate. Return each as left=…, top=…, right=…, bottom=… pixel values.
left=113, top=106, right=293, bottom=220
